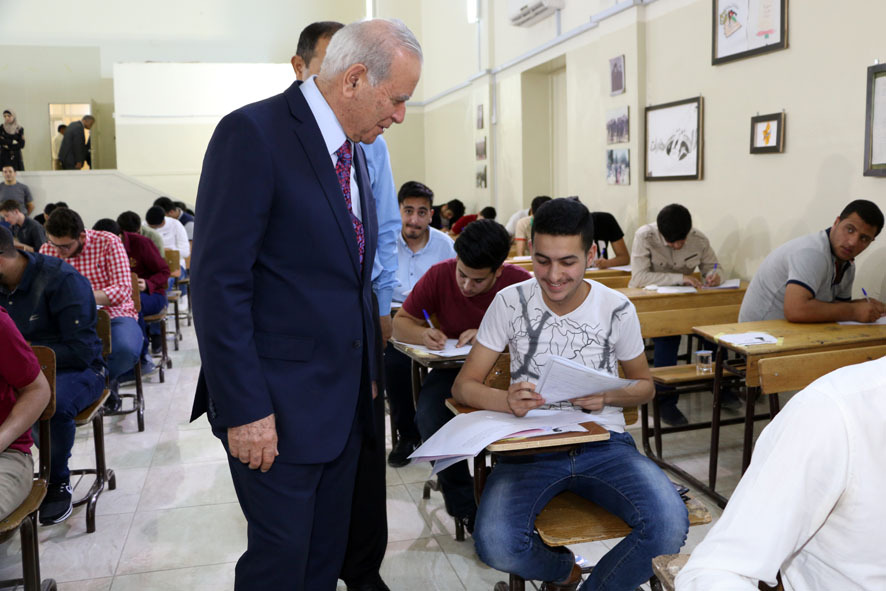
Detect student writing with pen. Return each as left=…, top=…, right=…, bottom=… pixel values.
left=628, top=203, right=726, bottom=425
left=392, top=219, right=530, bottom=532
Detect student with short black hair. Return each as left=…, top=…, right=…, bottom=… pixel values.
left=393, top=219, right=531, bottom=531
left=739, top=199, right=885, bottom=324
left=628, top=203, right=724, bottom=426
left=0, top=199, right=45, bottom=251
left=117, top=210, right=164, bottom=255
left=514, top=195, right=552, bottom=256
left=452, top=198, right=688, bottom=590
left=450, top=205, right=498, bottom=236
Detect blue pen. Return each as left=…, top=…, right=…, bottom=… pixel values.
left=862, top=288, right=871, bottom=303
left=422, top=309, right=435, bottom=329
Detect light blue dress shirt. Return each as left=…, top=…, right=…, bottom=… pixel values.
left=392, top=227, right=456, bottom=303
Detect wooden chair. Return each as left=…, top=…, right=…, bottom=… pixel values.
left=758, top=344, right=886, bottom=396
left=69, top=309, right=116, bottom=533
left=475, top=354, right=711, bottom=591
left=176, top=255, right=192, bottom=327
left=163, top=249, right=183, bottom=351
left=105, top=273, right=146, bottom=432
left=0, top=346, right=58, bottom=591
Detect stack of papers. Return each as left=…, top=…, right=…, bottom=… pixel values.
left=535, top=355, right=637, bottom=404
left=717, top=332, right=777, bottom=346
left=393, top=339, right=472, bottom=358
left=409, top=409, right=589, bottom=474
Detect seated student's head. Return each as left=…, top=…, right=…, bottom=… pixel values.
left=529, top=195, right=552, bottom=216
left=45, top=207, right=87, bottom=259
left=398, top=180, right=434, bottom=240
left=153, top=196, right=176, bottom=216
left=453, top=219, right=510, bottom=298
left=531, top=198, right=595, bottom=306
left=443, top=199, right=465, bottom=221
left=0, top=225, right=16, bottom=260
left=92, top=218, right=121, bottom=237
left=145, top=206, right=167, bottom=229
left=0, top=200, right=25, bottom=225
left=829, top=199, right=884, bottom=262
left=117, top=211, right=143, bottom=233
left=656, top=203, right=692, bottom=249
left=478, top=206, right=496, bottom=221
left=173, top=200, right=193, bottom=217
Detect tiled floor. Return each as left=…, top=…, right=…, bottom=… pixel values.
left=0, top=319, right=780, bottom=590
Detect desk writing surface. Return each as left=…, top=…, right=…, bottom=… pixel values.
left=618, top=282, right=747, bottom=313
left=693, top=319, right=886, bottom=385
left=392, top=340, right=468, bottom=369
left=445, top=399, right=610, bottom=451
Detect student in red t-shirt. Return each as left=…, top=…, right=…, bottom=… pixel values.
left=0, top=308, right=51, bottom=519
left=450, top=206, right=497, bottom=236
left=392, top=219, right=531, bottom=531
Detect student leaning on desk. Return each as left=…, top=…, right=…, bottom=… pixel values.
left=392, top=219, right=530, bottom=534
left=739, top=199, right=886, bottom=324
left=452, top=198, right=688, bottom=591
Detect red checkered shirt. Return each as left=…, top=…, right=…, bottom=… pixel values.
left=40, top=229, right=138, bottom=320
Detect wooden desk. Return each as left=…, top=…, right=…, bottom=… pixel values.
left=618, top=282, right=747, bottom=314
left=392, top=341, right=468, bottom=407
left=692, top=319, right=886, bottom=505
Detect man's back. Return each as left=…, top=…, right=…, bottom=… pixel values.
left=13, top=216, right=46, bottom=251
left=58, top=121, right=85, bottom=169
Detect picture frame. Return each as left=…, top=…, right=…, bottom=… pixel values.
left=645, top=97, right=703, bottom=181
left=609, top=55, right=625, bottom=95
left=749, top=112, right=785, bottom=153
left=864, top=63, right=886, bottom=177
left=606, top=106, right=629, bottom=144
left=606, top=149, right=630, bottom=185
left=477, top=104, right=484, bottom=130
left=712, top=0, right=788, bottom=65
left=475, top=137, right=487, bottom=161
left=476, top=165, right=487, bottom=188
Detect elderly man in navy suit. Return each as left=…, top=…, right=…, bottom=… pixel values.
left=190, top=19, right=422, bottom=591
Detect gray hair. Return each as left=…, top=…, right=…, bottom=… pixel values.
left=319, top=19, right=422, bottom=86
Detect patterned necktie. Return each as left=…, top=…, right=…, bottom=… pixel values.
left=334, top=140, right=365, bottom=265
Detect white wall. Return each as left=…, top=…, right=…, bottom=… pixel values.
left=17, top=170, right=167, bottom=230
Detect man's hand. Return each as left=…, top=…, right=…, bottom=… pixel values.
left=379, top=314, right=393, bottom=343
left=506, top=381, right=544, bottom=417
left=228, top=413, right=279, bottom=472
left=704, top=272, right=721, bottom=287
left=682, top=275, right=702, bottom=288
left=853, top=299, right=886, bottom=323
left=570, top=393, right=606, bottom=412
left=137, top=278, right=147, bottom=291
left=421, top=327, right=448, bottom=350
left=372, top=381, right=378, bottom=400
left=456, top=328, right=478, bottom=347
left=75, top=162, right=83, bottom=170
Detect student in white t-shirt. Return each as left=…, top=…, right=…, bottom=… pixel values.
left=452, top=198, right=688, bottom=590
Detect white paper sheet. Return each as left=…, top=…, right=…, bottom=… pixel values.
left=838, top=316, right=886, bottom=326
left=510, top=255, right=532, bottom=262
left=718, top=332, right=777, bottom=346
left=656, top=286, right=698, bottom=294
left=534, top=356, right=637, bottom=404
left=393, top=339, right=472, bottom=358
left=702, top=278, right=741, bottom=290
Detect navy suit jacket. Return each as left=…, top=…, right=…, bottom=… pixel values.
left=190, top=81, right=378, bottom=464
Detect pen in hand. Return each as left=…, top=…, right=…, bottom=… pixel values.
left=422, top=309, right=435, bottom=329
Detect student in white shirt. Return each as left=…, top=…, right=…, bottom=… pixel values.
left=145, top=205, right=190, bottom=265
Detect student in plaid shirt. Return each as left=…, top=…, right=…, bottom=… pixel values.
left=41, top=208, right=142, bottom=409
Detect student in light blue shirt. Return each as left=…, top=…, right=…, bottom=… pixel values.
left=386, top=180, right=455, bottom=468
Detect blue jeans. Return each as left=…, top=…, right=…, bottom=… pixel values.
left=474, top=431, right=688, bottom=590
left=46, top=367, right=106, bottom=484
left=108, top=317, right=143, bottom=381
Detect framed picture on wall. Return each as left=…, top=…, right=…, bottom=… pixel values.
left=606, top=149, right=630, bottom=185
left=864, top=63, right=886, bottom=177
left=645, top=97, right=703, bottom=181
left=475, top=137, right=487, bottom=161
left=609, top=55, right=625, bottom=95
left=749, top=112, right=785, bottom=153
left=477, top=104, right=484, bottom=130
left=476, top=165, right=487, bottom=188
left=712, top=0, right=788, bottom=65
left=606, top=107, right=629, bottom=144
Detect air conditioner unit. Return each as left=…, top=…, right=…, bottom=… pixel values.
left=508, top=0, right=565, bottom=27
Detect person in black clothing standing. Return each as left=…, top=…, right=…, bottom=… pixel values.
left=0, top=110, right=25, bottom=171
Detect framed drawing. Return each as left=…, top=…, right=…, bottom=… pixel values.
left=864, top=63, right=886, bottom=177
left=645, top=97, right=703, bottom=181
left=712, top=0, right=787, bottom=65
left=606, top=149, right=630, bottom=185
left=606, top=106, right=629, bottom=144
left=749, top=112, right=785, bottom=153
left=609, top=55, right=625, bottom=95
left=477, top=104, right=484, bottom=130
left=475, top=137, right=487, bottom=161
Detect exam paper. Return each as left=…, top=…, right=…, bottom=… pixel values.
left=510, top=255, right=533, bottom=262
left=394, top=339, right=472, bottom=358
left=656, top=286, right=698, bottom=294
left=534, top=355, right=637, bottom=404
left=838, top=316, right=886, bottom=326
left=718, top=332, right=777, bottom=346
left=702, top=278, right=741, bottom=290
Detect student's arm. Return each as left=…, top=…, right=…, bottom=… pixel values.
left=95, top=237, right=133, bottom=308
left=515, top=239, right=526, bottom=257
left=392, top=307, right=447, bottom=349
left=595, top=237, right=630, bottom=268
left=783, top=283, right=885, bottom=323
left=0, top=371, right=50, bottom=452
left=176, top=222, right=191, bottom=260
left=569, top=353, right=654, bottom=410
left=452, top=342, right=543, bottom=416
left=698, top=237, right=721, bottom=286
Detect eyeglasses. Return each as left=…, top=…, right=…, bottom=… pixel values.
left=48, top=239, right=80, bottom=253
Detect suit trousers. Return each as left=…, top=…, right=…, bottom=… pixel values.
left=219, top=410, right=363, bottom=591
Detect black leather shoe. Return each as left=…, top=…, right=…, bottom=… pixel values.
left=387, top=438, right=418, bottom=468
left=659, top=405, right=689, bottom=427
left=346, top=575, right=391, bottom=591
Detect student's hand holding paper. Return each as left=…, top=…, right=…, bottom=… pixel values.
left=422, top=327, right=448, bottom=350
left=570, top=392, right=607, bottom=412
left=506, top=381, right=545, bottom=417
left=456, top=328, right=478, bottom=347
